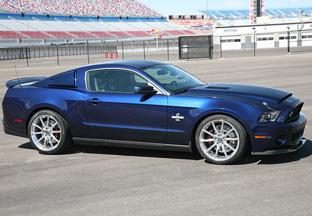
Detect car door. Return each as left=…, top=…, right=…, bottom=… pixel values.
left=82, top=68, right=168, bottom=143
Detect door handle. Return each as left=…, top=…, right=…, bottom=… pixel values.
left=86, top=98, right=102, bottom=104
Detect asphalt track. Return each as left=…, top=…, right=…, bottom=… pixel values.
left=0, top=50, right=312, bottom=216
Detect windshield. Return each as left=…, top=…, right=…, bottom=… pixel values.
left=141, top=64, right=205, bottom=94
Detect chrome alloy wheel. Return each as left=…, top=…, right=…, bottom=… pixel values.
left=30, top=115, right=62, bottom=152
left=199, top=119, right=240, bottom=162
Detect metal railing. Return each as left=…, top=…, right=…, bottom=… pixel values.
left=0, top=47, right=30, bottom=60
left=2, top=29, right=312, bottom=67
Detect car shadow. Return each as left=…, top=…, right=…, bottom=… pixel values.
left=19, top=142, right=35, bottom=150
left=18, top=142, right=203, bottom=161
left=19, top=139, right=312, bottom=164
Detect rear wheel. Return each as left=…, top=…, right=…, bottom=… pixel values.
left=195, top=115, right=248, bottom=165
left=28, top=110, right=71, bottom=154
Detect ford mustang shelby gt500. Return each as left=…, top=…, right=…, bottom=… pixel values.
left=2, top=60, right=307, bottom=164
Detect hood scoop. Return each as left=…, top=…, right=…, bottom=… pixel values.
left=206, top=86, right=229, bottom=90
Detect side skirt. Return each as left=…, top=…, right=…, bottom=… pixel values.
left=72, top=137, right=192, bottom=152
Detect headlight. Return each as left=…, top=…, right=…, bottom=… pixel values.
left=259, top=111, right=280, bottom=122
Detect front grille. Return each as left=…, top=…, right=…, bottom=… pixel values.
left=292, top=129, right=304, bottom=144
left=286, top=102, right=303, bottom=123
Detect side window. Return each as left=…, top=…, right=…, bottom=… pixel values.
left=87, top=69, right=149, bottom=93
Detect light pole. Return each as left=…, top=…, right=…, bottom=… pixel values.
left=300, top=10, right=304, bottom=26
left=206, top=0, right=209, bottom=20
left=252, top=27, right=256, bottom=57
left=299, top=10, right=304, bottom=48
left=287, top=26, right=290, bottom=55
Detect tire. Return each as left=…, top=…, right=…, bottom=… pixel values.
left=195, top=115, right=248, bottom=165
left=28, top=110, right=72, bottom=154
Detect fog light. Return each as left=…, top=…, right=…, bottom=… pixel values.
left=276, top=135, right=286, bottom=145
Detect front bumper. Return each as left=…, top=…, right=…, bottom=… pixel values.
left=250, top=113, right=307, bottom=154
left=252, top=137, right=306, bottom=155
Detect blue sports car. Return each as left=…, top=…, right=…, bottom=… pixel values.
left=2, top=60, right=307, bottom=164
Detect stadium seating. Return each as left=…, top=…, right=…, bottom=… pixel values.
left=19, top=31, right=52, bottom=38
left=0, top=0, right=161, bottom=17
left=0, top=0, right=199, bottom=42
left=45, top=31, right=75, bottom=38
left=126, top=31, right=150, bottom=37
left=89, top=32, right=116, bottom=38
left=202, top=7, right=312, bottom=26
left=0, top=31, right=26, bottom=39
left=203, top=8, right=312, bottom=20
left=0, top=12, right=197, bottom=41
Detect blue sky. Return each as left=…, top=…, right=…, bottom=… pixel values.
left=137, top=0, right=311, bottom=15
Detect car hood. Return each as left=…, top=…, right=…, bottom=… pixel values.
left=187, top=83, right=292, bottom=104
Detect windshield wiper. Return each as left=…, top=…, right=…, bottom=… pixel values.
left=175, top=84, right=204, bottom=94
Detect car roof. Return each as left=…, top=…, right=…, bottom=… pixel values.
left=80, top=60, right=167, bottom=70
left=31, top=60, right=170, bottom=88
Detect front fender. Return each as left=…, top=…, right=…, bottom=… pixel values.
left=167, top=96, right=262, bottom=145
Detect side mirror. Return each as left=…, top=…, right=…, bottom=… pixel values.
left=134, top=86, right=157, bottom=95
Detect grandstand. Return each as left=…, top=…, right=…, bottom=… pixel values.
left=201, top=7, right=312, bottom=26
left=0, top=13, right=196, bottom=42
left=4, top=0, right=311, bottom=46
left=0, top=0, right=198, bottom=44
left=0, top=0, right=161, bottom=17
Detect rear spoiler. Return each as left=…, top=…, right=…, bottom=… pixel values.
left=6, top=77, right=46, bottom=88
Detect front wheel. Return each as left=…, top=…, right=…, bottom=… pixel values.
left=28, top=110, right=72, bottom=154
left=195, top=115, right=248, bottom=165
